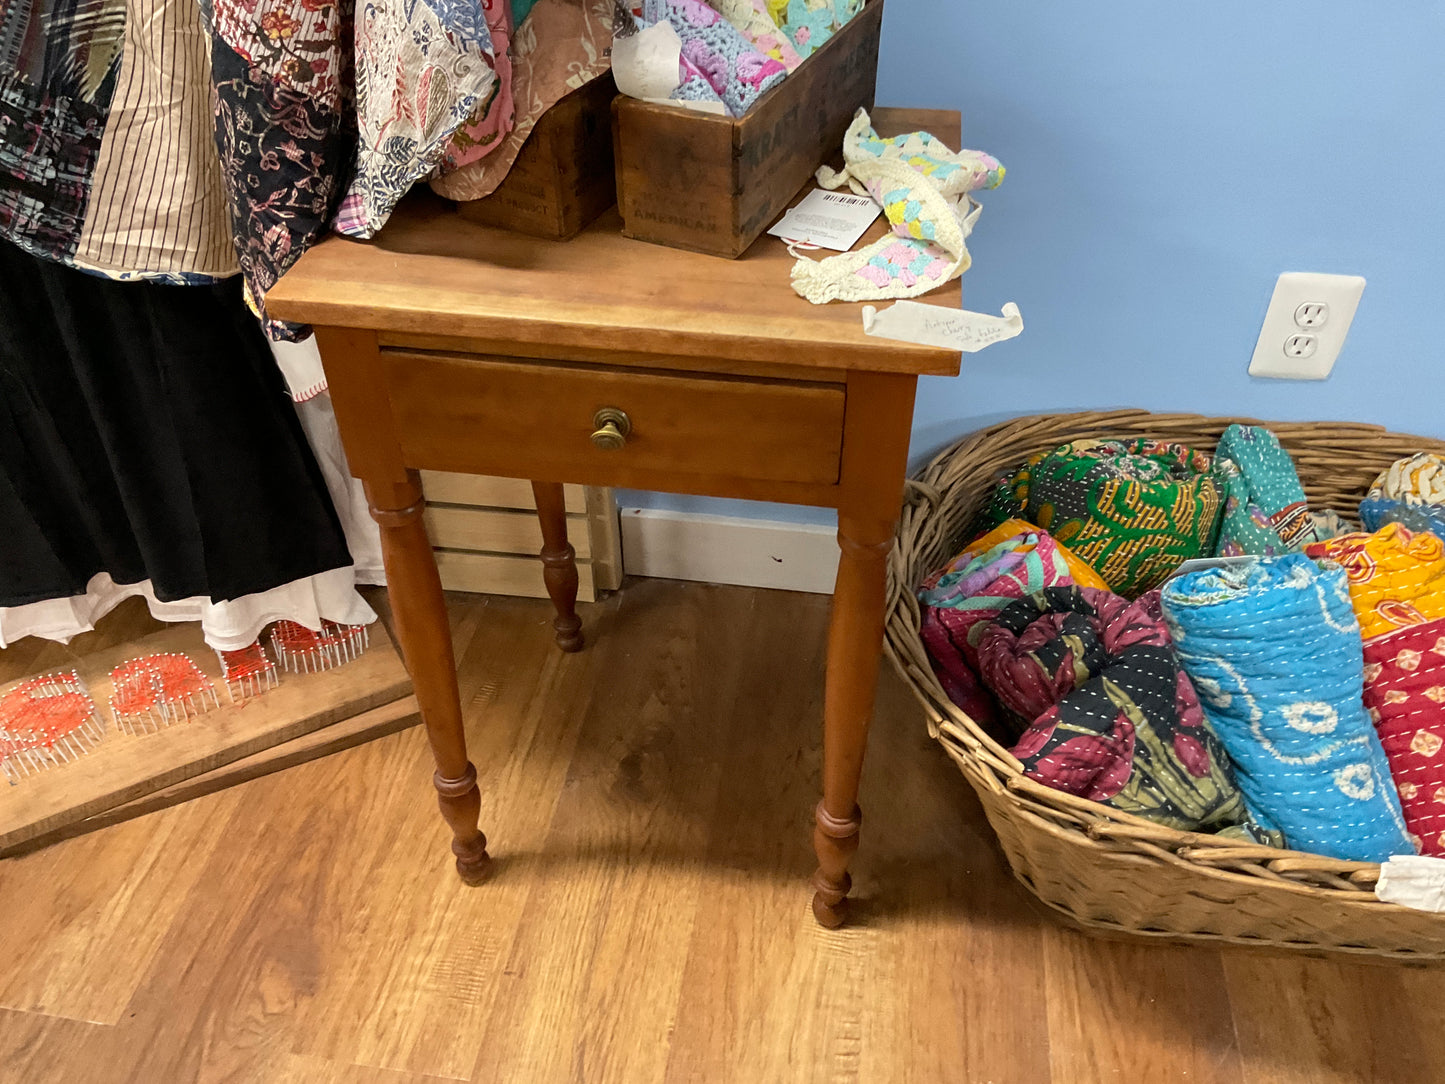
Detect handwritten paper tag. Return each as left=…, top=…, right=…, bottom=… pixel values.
left=612, top=22, right=682, bottom=101
left=861, top=301, right=1024, bottom=352
left=767, top=189, right=881, bottom=251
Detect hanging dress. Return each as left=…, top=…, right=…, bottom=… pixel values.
left=0, top=0, right=376, bottom=649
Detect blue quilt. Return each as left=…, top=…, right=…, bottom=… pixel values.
left=1159, top=554, right=1412, bottom=862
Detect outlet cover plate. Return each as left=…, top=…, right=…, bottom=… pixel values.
left=1249, top=272, right=1366, bottom=380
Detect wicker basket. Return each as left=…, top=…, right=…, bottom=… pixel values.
left=885, top=409, right=1445, bottom=960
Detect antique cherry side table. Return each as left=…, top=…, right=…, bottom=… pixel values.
left=267, top=107, right=963, bottom=926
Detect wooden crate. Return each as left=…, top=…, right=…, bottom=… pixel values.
left=455, top=74, right=618, bottom=241
left=418, top=473, right=622, bottom=601
left=611, top=0, right=883, bottom=258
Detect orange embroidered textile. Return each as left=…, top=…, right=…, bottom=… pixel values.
left=1304, top=523, right=1445, bottom=641
left=957, top=519, right=1110, bottom=591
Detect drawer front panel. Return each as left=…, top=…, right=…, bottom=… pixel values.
left=386, top=352, right=845, bottom=486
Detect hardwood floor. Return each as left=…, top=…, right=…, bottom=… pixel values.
left=1, top=581, right=1441, bottom=1084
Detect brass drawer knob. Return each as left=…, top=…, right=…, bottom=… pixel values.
left=590, top=407, right=631, bottom=451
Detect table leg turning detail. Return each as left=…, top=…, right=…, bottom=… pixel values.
left=811, top=519, right=894, bottom=926
left=366, top=472, right=492, bottom=884
left=531, top=481, right=585, bottom=653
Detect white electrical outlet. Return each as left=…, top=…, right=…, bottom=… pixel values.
left=1249, top=272, right=1365, bottom=380
left=1283, top=333, right=1317, bottom=358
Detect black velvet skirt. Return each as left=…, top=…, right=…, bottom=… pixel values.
left=0, top=239, right=353, bottom=607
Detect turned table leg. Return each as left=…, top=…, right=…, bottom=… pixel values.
left=531, top=481, right=584, bottom=653
left=811, top=513, right=894, bottom=927
left=367, top=472, right=492, bottom=884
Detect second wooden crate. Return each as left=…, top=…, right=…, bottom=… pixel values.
left=454, top=75, right=618, bottom=241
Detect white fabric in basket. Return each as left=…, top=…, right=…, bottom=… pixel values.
left=1376, top=854, right=1445, bottom=912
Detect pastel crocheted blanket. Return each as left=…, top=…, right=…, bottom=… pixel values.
left=973, top=586, right=1248, bottom=832
left=1160, top=554, right=1412, bottom=862
left=644, top=0, right=787, bottom=117
left=791, top=109, right=1003, bottom=304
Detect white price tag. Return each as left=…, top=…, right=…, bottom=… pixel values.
left=767, top=189, right=881, bottom=251
left=862, top=301, right=1025, bottom=352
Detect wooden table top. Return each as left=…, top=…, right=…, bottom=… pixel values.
left=265, top=106, right=964, bottom=377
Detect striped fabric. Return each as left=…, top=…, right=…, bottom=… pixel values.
left=73, top=0, right=237, bottom=277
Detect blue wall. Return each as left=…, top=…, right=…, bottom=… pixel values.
left=622, top=1, right=1445, bottom=526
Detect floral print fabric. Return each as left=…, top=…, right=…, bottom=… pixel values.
left=438, top=0, right=515, bottom=172
left=200, top=0, right=502, bottom=331
left=974, top=585, right=1248, bottom=833
left=1303, top=523, right=1445, bottom=642
left=1361, top=619, right=1445, bottom=856
left=201, top=0, right=355, bottom=333
left=430, top=0, right=614, bottom=202
left=919, top=528, right=1092, bottom=726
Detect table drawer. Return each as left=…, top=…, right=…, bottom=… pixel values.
left=385, top=352, right=845, bottom=486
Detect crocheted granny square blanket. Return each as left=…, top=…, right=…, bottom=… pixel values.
left=791, top=108, right=1004, bottom=304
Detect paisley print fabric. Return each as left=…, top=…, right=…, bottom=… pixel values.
left=430, top=0, right=614, bottom=202
left=438, top=0, right=515, bottom=172
left=337, top=0, right=498, bottom=238
left=203, top=8, right=355, bottom=335
left=1303, top=523, right=1445, bottom=642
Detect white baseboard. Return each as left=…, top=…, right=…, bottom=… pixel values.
left=619, top=508, right=839, bottom=594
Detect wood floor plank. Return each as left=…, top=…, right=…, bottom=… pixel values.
left=1, top=582, right=1441, bottom=1084
left=854, top=672, right=1052, bottom=1084
left=662, top=589, right=862, bottom=1084
left=0, top=785, right=246, bottom=1024
left=71, top=740, right=418, bottom=1083
left=290, top=596, right=610, bottom=1079
left=1225, top=954, right=1445, bottom=1084
left=1044, top=929, right=1243, bottom=1084
left=470, top=582, right=760, bottom=1084
left=663, top=603, right=1051, bottom=1084
left=0, top=1007, right=113, bottom=1084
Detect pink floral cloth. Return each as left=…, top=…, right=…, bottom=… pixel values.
left=441, top=0, right=517, bottom=172
left=919, top=531, right=1086, bottom=726
left=975, top=586, right=1247, bottom=832
left=431, top=0, right=614, bottom=202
